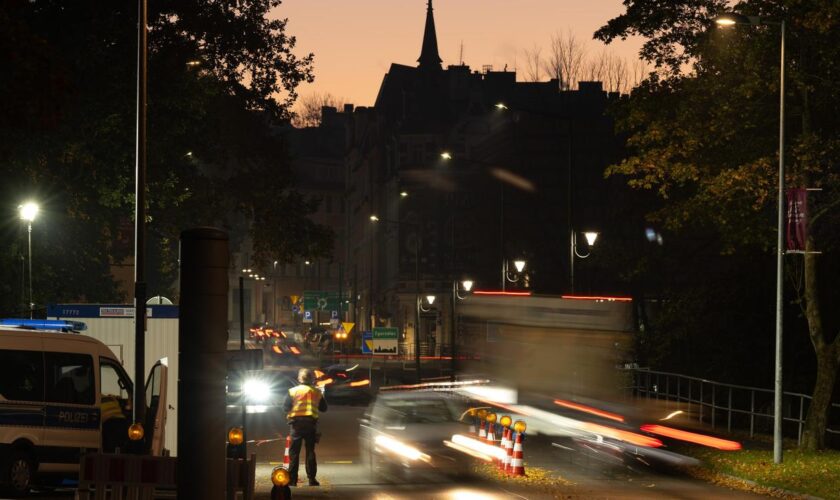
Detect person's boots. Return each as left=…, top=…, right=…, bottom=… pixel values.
left=308, top=478, right=320, bottom=486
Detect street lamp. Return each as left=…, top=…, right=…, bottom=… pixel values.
left=713, top=11, right=786, bottom=465
left=570, top=230, right=599, bottom=292
left=450, top=278, right=473, bottom=381
left=18, top=202, right=39, bottom=318
left=502, top=258, right=526, bottom=291
left=440, top=151, right=453, bottom=161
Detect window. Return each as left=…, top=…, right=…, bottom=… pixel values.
left=45, top=352, right=94, bottom=405
left=100, top=359, right=130, bottom=400
left=0, top=350, right=44, bottom=402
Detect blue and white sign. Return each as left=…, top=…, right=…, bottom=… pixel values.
left=331, top=310, right=338, bottom=319
left=361, top=331, right=373, bottom=354
left=303, top=310, right=313, bottom=323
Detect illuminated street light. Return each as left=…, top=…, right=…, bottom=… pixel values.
left=18, top=201, right=39, bottom=318
left=495, top=102, right=508, bottom=110
left=461, top=280, right=474, bottom=292
left=503, top=259, right=527, bottom=291
left=370, top=215, right=380, bottom=222
left=713, top=10, right=787, bottom=466
left=426, top=295, right=436, bottom=305
left=571, top=230, right=600, bottom=292
left=400, top=191, right=409, bottom=198
left=440, top=151, right=453, bottom=161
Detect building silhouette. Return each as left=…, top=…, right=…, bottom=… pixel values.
left=343, top=0, right=626, bottom=356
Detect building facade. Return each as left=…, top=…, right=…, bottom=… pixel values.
left=344, top=0, right=626, bottom=356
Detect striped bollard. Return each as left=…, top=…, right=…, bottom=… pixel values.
left=282, top=435, right=291, bottom=470
left=511, top=420, right=527, bottom=477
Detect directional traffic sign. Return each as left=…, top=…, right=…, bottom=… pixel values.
left=303, top=291, right=340, bottom=311
left=342, top=322, right=355, bottom=335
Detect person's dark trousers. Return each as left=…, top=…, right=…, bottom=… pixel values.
left=288, top=417, right=318, bottom=484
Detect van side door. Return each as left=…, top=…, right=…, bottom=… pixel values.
left=42, top=353, right=99, bottom=466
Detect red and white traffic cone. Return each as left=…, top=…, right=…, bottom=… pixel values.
left=478, top=420, right=486, bottom=442
left=498, top=427, right=509, bottom=472
left=511, top=432, right=525, bottom=476
left=469, top=416, right=476, bottom=435
left=282, top=435, right=292, bottom=470
left=486, top=422, right=495, bottom=446
left=505, top=429, right=514, bottom=475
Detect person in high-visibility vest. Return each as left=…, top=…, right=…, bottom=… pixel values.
left=282, top=368, right=328, bottom=487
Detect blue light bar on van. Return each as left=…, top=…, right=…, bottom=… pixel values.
left=0, top=319, right=87, bottom=332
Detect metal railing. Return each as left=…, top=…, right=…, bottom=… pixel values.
left=622, top=367, right=840, bottom=445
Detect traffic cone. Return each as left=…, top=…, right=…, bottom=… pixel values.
left=469, top=416, right=476, bottom=435
left=498, top=428, right=509, bottom=472
left=505, top=429, right=514, bottom=475
left=510, top=432, right=525, bottom=477
left=282, top=435, right=291, bottom=470
left=479, top=420, right=486, bottom=442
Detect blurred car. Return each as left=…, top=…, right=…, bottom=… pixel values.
left=358, top=390, right=474, bottom=481
left=315, top=364, right=372, bottom=404
left=227, top=369, right=296, bottom=414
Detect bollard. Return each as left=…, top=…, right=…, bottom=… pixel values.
left=283, top=435, right=292, bottom=470
left=178, top=228, right=229, bottom=499
left=510, top=432, right=525, bottom=476
left=499, top=427, right=510, bottom=473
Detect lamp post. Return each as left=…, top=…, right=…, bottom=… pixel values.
left=502, top=259, right=526, bottom=291
left=570, top=230, right=599, bottom=293
left=371, top=215, right=423, bottom=381
left=18, top=202, right=39, bottom=318
left=450, top=279, right=473, bottom=381
left=417, top=294, right=437, bottom=382
left=713, top=12, right=786, bottom=464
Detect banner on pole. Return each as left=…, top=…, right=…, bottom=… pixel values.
left=786, top=188, right=807, bottom=252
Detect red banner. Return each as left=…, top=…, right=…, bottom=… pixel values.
left=786, top=188, right=808, bottom=252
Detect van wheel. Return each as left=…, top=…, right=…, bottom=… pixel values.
left=5, top=450, right=34, bottom=496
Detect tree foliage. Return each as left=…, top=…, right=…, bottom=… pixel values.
left=0, top=0, right=332, bottom=312
left=597, top=0, right=840, bottom=448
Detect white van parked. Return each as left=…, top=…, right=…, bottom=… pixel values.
left=0, top=319, right=166, bottom=496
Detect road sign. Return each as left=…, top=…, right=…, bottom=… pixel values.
left=330, top=318, right=339, bottom=328
left=331, top=310, right=338, bottom=319
left=361, top=331, right=373, bottom=354
left=290, top=295, right=300, bottom=305
left=303, top=310, right=313, bottom=323
left=372, top=327, right=399, bottom=355
left=342, top=322, right=355, bottom=335
left=303, top=291, right=341, bottom=311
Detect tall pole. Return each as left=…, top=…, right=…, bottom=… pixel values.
left=133, top=0, right=148, bottom=427
left=414, top=237, right=421, bottom=383
left=450, top=281, right=457, bottom=382
left=238, top=275, right=247, bottom=454
left=27, top=223, right=33, bottom=319
left=773, top=19, right=786, bottom=465
left=500, top=187, right=505, bottom=291
left=567, top=126, right=574, bottom=293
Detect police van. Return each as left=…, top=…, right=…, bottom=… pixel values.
left=0, top=319, right=167, bottom=495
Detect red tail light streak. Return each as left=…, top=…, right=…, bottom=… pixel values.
left=554, top=399, right=625, bottom=423
left=640, top=424, right=742, bottom=450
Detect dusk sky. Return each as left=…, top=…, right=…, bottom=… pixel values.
left=274, top=0, right=644, bottom=107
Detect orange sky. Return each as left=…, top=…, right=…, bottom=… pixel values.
left=273, top=0, right=644, bottom=107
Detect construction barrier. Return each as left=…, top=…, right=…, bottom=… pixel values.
left=75, top=453, right=255, bottom=500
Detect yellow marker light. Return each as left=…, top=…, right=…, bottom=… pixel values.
left=128, top=423, right=144, bottom=441
left=486, top=413, right=497, bottom=424
left=477, top=409, right=488, bottom=419
left=228, top=427, right=244, bottom=446
left=513, top=420, right=527, bottom=433
left=499, top=415, right=512, bottom=428
left=271, top=466, right=290, bottom=487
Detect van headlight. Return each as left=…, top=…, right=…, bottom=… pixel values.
left=242, top=378, right=271, bottom=403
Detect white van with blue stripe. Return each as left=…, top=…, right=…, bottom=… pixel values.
left=0, top=319, right=166, bottom=496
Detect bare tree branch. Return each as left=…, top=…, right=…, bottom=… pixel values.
left=292, top=92, right=347, bottom=128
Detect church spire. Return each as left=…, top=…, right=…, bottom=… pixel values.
left=417, top=0, right=442, bottom=70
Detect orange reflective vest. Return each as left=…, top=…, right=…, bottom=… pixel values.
left=287, top=384, right=322, bottom=419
